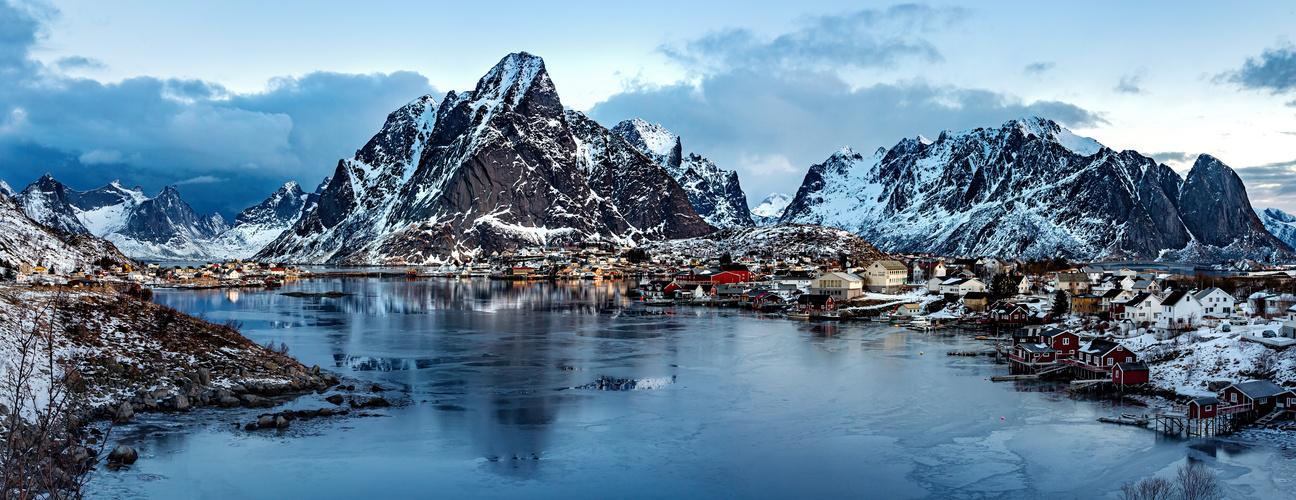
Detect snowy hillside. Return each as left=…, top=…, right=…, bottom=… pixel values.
left=0, top=193, right=131, bottom=274
left=612, top=118, right=754, bottom=228
left=780, top=117, right=1291, bottom=263
left=644, top=223, right=887, bottom=260
left=750, top=193, right=792, bottom=225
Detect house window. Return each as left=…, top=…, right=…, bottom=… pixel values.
left=1205, top=405, right=1212, bottom=411
left=1231, top=393, right=1237, bottom=403
left=1063, top=338, right=1069, bottom=345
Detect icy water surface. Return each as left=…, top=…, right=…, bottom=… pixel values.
left=89, top=278, right=1296, bottom=499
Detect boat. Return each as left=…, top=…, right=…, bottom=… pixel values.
left=644, top=299, right=675, bottom=307
left=786, top=311, right=811, bottom=319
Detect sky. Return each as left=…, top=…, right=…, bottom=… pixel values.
left=2, top=0, right=1296, bottom=218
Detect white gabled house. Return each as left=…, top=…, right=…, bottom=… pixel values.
left=1157, top=290, right=1203, bottom=331
left=1192, top=287, right=1235, bottom=319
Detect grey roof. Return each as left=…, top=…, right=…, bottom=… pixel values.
left=1115, top=361, right=1148, bottom=372
left=1229, top=380, right=1290, bottom=399
left=872, top=260, right=908, bottom=271
left=1018, top=343, right=1055, bottom=354
left=1191, top=397, right=1219, bottom=406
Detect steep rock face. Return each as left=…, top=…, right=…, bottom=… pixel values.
left=612, top=118, right=754, bottom=228
left=0, top=180, right=15, bottom=199
left=779, top=117, right=1292, bottom=262
left=0, top=193, right=131, bottom=273
left=15, top=174, right=90, bottom=235
left=750, top=193, right=792, bottom=225
left=121, top=186, right=228, bottom=245
left=257, top=52, right=712, bottom=264
left=1257, top=208, right=1296, bottom=252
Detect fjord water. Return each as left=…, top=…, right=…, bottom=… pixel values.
left=91, top=278, right=1294, bottom=499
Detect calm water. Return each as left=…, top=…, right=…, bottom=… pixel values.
left=88, top=278, right=1296, bottom=499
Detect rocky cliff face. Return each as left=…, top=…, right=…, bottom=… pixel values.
left=257, top=52, right=713, bottom=264
left=779, top=117, right=1293, bottom=262
left=611, top=118, right=754, bottom=228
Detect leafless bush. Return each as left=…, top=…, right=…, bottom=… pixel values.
left=1252, top=351, right=1278, bottom=378
left=221, top=319, right=244, bottom=333
left=262, top=340, right=290, bottom=356
left=1119, top=476, right=1175, bottom=500
left=0, top=291, right=112, bottom=499
left=1176, top=462, right=1223, bottom=500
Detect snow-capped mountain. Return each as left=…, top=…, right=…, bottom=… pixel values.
left=256, top=52, right=713, bottom=265
left=779, top=117, right=1292, bottom=263
left=14, top=176, right=309, bottom=261
left=210, top=182, right=310, bottom=260
left=611, top=118, right=754, bottom=228
left=750, top=193, right=792, bottom=225
left=0, top=180, right=14, bottom=199
left=0, top=192, right=131, bottom=274
left=1258, top=208, right=1296, bottom=251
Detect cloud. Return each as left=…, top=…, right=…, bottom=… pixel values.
left=77, top=149, right=122, bottom=165
left=1235, top=159, right=1296, bottom=211
left=1149, top=151, right=1194, bottom=165
left=1023, top=62, right=1054, bottom=74
left=589, top=69, right=1105, bottom=204
left=1114, top=73, right=1144, bottom=94
left=55, top=55, right=103, bottom=70
left=0, top=1, right=439, bottom=217
left=1224, top=44, right=1296, bottom=94
left=659, top=5, right=964, bottom=75
left=175, top=175, right=222, bottom=185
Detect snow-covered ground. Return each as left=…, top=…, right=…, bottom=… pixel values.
left=1119, top=321, right=1294, bottom=397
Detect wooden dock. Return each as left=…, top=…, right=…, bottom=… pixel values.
left=990, top=374, right=1038, bottom=381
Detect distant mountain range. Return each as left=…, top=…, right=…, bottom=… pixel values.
left=778, top=117, right=1293, bottom=263
left=3, top=54, right=1293, bottom=266
left=10, top=174, right=316, bottom=261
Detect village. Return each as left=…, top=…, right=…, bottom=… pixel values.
left=7, top=244, right=1296, bottom=439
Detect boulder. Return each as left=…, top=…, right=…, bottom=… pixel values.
left=240, top=394, right=273, bottom=408
left=196, top=367, right=212, bottom=386
left=1207, top=380, right=1232, bottom=392
left=257, top=416, right=275, bottom=429
left=166, top=395, right=190, bottom=411
left=275, top=416, right=289, bottom=429
left=219, top=396, right=241, bottom=408
left=114, top=402, right=134, bottom=421
left=317, top=408, right=334, bottom=417
left=107, top=444, right=138, bottom=465
left=244, top=422, right=258, bottom=431
left=325, top=395, right=345, bottom=405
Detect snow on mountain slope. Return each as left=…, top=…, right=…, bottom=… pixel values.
left=0, top=180, right=13, bottom=199
left=612, top=119, right=754, bottom=228
left=779, top=117, right=1291, bottom=263
left=644, top=223, right=886, bottom=261
left=0, top=193, right=131, bottom=274
left=1258, top=207, right=1296, bottom=251
left=14, top=176, right=307, bottom=261
left=750, top=193, right=792, bottom=225
left=257, top=52, right=713, bottom=265
left=210, top=182, right=309, bottom=259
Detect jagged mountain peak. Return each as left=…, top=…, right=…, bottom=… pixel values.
left=0, top=180, right=13, bottom=198
left=612, top=119, right=680, bottom=159
left=471, top=52, right=553, bottom=111
left=750, top=193, right=792, bottom=225
left=780, top=117, right=1290, bottom=263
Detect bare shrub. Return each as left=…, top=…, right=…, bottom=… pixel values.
left=1, top=291, right=112, bottom=499
left=221, top=319, right=244, bottom=333
left=1176, top=462, right=1224, bottom=500
left=1119, top=476, right=1175, bottom=500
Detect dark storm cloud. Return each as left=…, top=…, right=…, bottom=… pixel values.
left=1023, top=62, right=1055, bottom=75
left=0, top=1, right=439, bottom=217
left=1224, top=44, right=1296, bottom=94
left=1235, top=159, right=1296, bottom=212
left=659, top=4, right=964, bottom=74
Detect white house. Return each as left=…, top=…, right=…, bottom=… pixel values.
left=1158, top=290, right=1204, bottom=331
left=1282, top=305, right=1296, bottom=338
left=864, top=260, right=908, bottom=293
left=927, top=277, right=945, bottom=293
left=1015, top=275, right=1031, bottom=295
left=1123, top=292, right=1163, bottom=324
left=1192, top=288, right=1235, bottom=319
left=810, top=271, right=865, bottom=300
left=941, top=278, right=986, bottom=297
